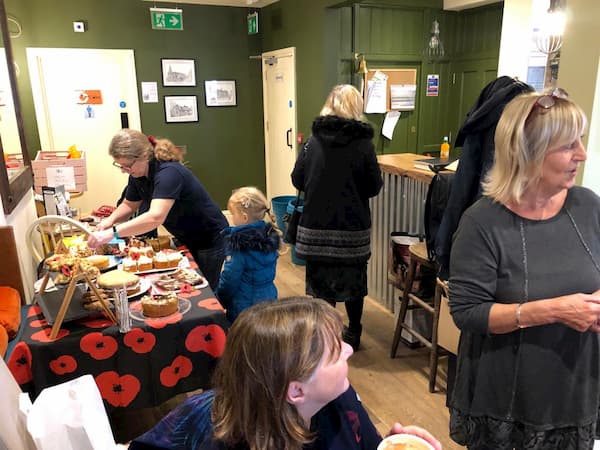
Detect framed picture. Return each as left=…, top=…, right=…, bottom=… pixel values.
left=204, top=80, right=237, bottom=107
left=164, top=95, right=198, bottom=123
left=161, top=58, right=196, bottom=87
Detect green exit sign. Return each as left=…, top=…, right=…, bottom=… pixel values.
left=247, top=12, right=258, bottom=35
left=150, top=8, right=183, bottom=31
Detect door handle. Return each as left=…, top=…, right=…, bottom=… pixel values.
left=286, top=128, right=292, bottom=148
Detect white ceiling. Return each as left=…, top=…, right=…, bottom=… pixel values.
left=142, top=0, right=279, bottom=7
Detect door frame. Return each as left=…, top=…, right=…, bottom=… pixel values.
left=261, top=47, right=297, bottom=200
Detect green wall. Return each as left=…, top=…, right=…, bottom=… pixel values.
left=5, top=0, right=265, bottom=207
left=261, top=0, right=503, bottom=157
left=4, top=0, right=503, bottom=206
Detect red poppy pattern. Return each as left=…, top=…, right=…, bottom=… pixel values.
left=27, top=305, right=42, bottom=318
left=197, top=297, right=225, bottom=311
left=80, top=332, right=118, bottom=360
left=80, top=317, right=114, bottom=329
left=185, top=324, right=226, bottom=357
left=95, top=371, right=141, bottom=407
left=49, top=355, right=77, bottom=375
left=7, top=342, right=33, bottom=384
left=30, top=318, right=48, bottom=328
left=160, top=355, right=193, bottom=387
left=178, top=288, right=200, bottom=299
left=123, top=328, right=156, bottom=353
left=30, top=328, right=70, bottom=342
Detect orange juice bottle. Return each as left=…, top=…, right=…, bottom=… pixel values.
left=440, top=136, right=450, bottom=159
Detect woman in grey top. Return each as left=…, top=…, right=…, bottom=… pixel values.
left=449, top=89, right=600, bottom=449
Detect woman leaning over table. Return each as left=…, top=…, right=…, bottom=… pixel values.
left=87, top=129, right=228, bottom=290
left=448, top=89, right=600, bottom=449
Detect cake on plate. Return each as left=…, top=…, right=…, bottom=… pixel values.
left=141, top=293, right=179, bottom=318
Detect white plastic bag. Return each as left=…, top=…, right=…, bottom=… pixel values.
left=25, top=374, right=117, bottom=450
left=0, top=359, right=36, bottom=450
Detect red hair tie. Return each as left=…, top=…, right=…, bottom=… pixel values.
left=147, top=135, right=157, bottom=146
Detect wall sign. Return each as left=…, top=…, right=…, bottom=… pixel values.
left=426, top=74, right=439, bottom=97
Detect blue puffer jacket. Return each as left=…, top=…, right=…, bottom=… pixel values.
left=215, top=221, right=279, bottom=321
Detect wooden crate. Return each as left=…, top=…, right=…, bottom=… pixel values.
left=32, top=151, right=87, bottom=194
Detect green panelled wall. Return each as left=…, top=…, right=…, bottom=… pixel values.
left=3, top=0, right=503, bottom=206
left=261, top=0, right=503, bottom=157
left=5, top=0, right=265, bottom=207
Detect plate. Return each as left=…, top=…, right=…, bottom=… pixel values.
left=127, top=277, right=152, bottom=299
left=151, top=269, right=209, bottom=293
left=129, top=297, right=191, bottom=321
left=117, top=256, right=190, bottom=275
left=100, top=255, right=121, bottom=272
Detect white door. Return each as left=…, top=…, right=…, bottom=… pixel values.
left=27, top=48, right=141, bottom=214
left=262, top=47, right=297, bottom=199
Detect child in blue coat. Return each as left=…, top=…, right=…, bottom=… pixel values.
left=216, top=187, right=282, bottom=321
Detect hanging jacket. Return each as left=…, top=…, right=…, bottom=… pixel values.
left=215, top=221, right=279, bottom=321
left=291, top=115, right=383, bottom=263
left=435, top=76, right=534, bottom=279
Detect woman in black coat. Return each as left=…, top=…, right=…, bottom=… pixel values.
left=291, top=84, right=383, bottom=350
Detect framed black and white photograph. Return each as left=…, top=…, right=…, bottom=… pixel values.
left=164, top=95, right=198, bottom=123
left=161, top=58, right=196, bottom=87
left=204, top=80, right=237, bottom=107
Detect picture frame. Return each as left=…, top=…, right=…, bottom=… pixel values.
left=164, top=95, right=198, bottom=123
left=204, top=80, right=237, bottom=107
left=161, top=58, right=196, bottom=87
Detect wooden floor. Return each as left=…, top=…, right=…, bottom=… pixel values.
left=112, top=249, right=463, bottom=449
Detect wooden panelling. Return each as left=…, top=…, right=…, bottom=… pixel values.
left=0, top=226, right=25, bottom=303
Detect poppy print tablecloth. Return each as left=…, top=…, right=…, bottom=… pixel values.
left=7, top=254, right=230, bottom=413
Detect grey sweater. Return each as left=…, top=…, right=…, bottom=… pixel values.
left=449, top=186, right=600, bottom=429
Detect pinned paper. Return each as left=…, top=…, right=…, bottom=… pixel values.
left=390, top=84, right=416, bottom=110
left=364, top=71, right=388, bottom=114
left=382, top=111, right=401, bottom=140
left=75, top=89, right=103, bottom=105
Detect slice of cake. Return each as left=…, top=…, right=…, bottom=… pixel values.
left=137, top=256, right=153, bottom=272
left=85, top=254, right=110, bottom=270
left=122, top=257, right=137, bottom=273
left=153, top=251, right=170, bottom=269
left=167, top=252, right=183, bottom=268
left=141, top=293, right=178, bottom=318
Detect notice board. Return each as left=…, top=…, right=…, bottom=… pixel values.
left=363, top=68, right=417, bottom=112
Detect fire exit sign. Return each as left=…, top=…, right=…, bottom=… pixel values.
left=247, top=12, right=258, bottom=35
left=150, top=8, right=183, bottom=31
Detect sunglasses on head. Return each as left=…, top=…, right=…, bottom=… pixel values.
left=526, top=88, right=569, bottom=123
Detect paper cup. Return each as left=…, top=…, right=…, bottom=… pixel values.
left=377, top=433, right=435, bottom=450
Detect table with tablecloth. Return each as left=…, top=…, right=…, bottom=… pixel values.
left=6, top=249, right=230, bottom=412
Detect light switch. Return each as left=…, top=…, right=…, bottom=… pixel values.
left=73, top=21, right=86, bottom=32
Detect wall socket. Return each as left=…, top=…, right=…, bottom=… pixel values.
left=73, top=21, right=86, bottom=32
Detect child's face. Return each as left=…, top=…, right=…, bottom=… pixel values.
left=228, top=202, right=248, bottom=226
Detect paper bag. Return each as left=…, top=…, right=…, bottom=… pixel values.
left=25, top=374, right=117, bottom=450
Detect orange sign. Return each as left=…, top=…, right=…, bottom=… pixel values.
left=76, top=89, right=103, bottom=105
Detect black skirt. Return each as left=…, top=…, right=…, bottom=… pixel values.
left=305, top=260, right=367, bottom=303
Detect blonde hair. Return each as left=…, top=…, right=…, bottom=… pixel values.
left=320, top=84, right=365, bottom=121
left=229, top=186, right=283, bottom=238
left=108, top=129, right=184, bottom=163
left=483, top=90, right=587, bottom=205
left=211, top=297, right=343, bottom=450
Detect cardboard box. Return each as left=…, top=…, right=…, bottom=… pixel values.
left=32, top=151, right=87, bottom=194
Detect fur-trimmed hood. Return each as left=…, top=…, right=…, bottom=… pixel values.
left=223, top=221, right=280, bottom=253
left=312, top=116, right=374, bottom=147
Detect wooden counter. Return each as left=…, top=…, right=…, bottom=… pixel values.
left=377, top=153, right=437, bottom=184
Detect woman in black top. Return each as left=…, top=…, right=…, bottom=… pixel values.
left=291, top=85, right=383, bottom=350
left=88, top=129, right=228, bottom=289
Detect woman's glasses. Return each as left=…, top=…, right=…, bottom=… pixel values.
left=112, top=159, right=137, bottom=170
left=527, top=88, right=569, bottom=122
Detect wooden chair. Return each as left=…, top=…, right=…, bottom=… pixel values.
left=25, top=215, right=90, bottom=266
left=390, top=241, right=436, bottom=359
left=429, top=278, right=460, bottom=392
